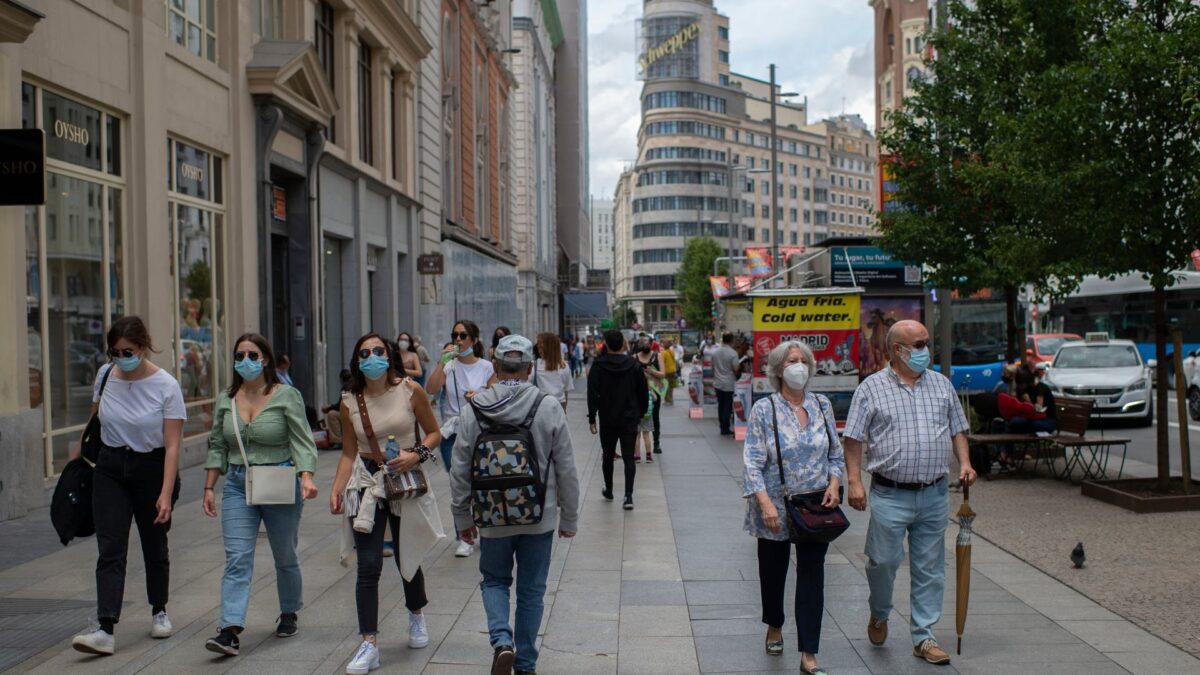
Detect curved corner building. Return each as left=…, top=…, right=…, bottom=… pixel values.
left=616, top=0, right=879, bottom=331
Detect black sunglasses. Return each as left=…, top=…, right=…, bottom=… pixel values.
left=358, top=346, right=388, bottom=360
left=108, top=348, right=136, bottom=359
left=903, top=340, right=929, bottom=350
left=451, top=331, right=471, bottom=341
left=234, top=351, right=261, bottom=362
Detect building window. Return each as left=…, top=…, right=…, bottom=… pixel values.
left=790, top=231, right=798, bottom=245
left=634, top=275, right=676, bottom=291
left=358, top=41, right=374, bottom=165
left=789, top=208, right=797, bottom=222
left=499, top=97, right=510, bottom=246
left=789, top=163, right=797, bottom=176
left=747, top=227, right=755, bottom=241
left=907, top=66, right=922, bottom=89
left=642, top=91, right=727, bottom=114
left=644, top=120, right=725, bottom=139
left=719, top=73, right=729, bottom=86
left=315, top=2, right=336, bottom=142
left=803, top=166, right=811, bottom=179
left=718, top=49, right=729, bottom=64
left=644, top=146, right=726, bottom=163
left=760, top=228, right=768, bottom=241
left=760, top=180, right=768, bottom=195
left=390, top=73, right=399, bottom=181
left=254, top=0, right=283, bottom=39
left=803, top=210, right=811, bottom=224
left=25, top=84, right=127, bottom=475
left=718, top=25, right=729, bottom=40
left=803, top=187, right=811, bottom=200
left=167, top=138, right=226, bottom=440
left=790, top=185, right=798, bottom=199
left=760, top=204, right=769, bottom=218
left=167, top=0, right=217, bottom=62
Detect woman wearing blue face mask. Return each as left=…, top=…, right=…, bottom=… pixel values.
left=329, top=334, right=444, bottom=673
left=71, top=317, right=186, bottom=656
left=199, top=334, right=318, bottom=656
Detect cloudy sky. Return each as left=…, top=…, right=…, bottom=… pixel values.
left=587, top=0, right=876, bottom=200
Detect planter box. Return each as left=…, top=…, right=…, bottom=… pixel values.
left=1082, top=477, right=1200, bottom=513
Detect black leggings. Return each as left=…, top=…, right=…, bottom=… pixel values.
left=351, top=506, right=428, bottom=635
left=599, top=424, right=637, bottom=497
left=758, top=537, right=829, bottom=654
left=651, top=395, right=661, bottom=450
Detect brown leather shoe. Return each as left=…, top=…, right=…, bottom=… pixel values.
left=913, top=639, right=951, bottom=665
left=867, top=617, right=887, bottom=646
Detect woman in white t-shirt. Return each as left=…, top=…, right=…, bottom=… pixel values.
left=71, top=316, right=186, bottom=657
left=424, top=319, right=494, bottom=557
left=532, top=332, right=575, bottom=410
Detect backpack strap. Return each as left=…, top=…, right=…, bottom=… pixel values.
left=97, top=364, right=113, bottom=399
left=520, top=393, right=548, bottom=429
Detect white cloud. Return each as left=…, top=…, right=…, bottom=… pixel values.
left=586, top=0, right=876, bottom=198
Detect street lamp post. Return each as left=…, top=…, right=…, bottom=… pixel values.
left=766, top=64, right=799, bottom=287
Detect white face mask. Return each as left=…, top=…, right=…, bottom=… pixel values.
left=783, top=362, right=810, bottom=390
left=397, top=340, right=410, bottom=351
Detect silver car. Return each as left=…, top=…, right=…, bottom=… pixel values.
left=1042, top=338, right=1154, bottom=426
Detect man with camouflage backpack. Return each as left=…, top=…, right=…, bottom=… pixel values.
left=450, top=334, right=580, bottom=675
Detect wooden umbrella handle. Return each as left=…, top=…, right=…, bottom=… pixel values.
left=963, top=483, right=970, bottom=502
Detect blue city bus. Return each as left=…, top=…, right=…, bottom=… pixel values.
left=1046, top=273, right=1200, bottom=384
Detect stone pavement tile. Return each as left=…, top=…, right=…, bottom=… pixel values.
left=563, top=547, right=624, bottom=571
left=427, top=626, right=493, bottom=666
left=954, top=663, right=1130, bottom=675
left=552, top=590, right=620, bottom=621
left=543, top=617, right=619, bottom=653
left=621, top=559, right=682, bottom=581
left=932, top=637, right=1115, bottom=665
left=535, top=647, right=618, bottom=674
left=683, top=580, right=761, bottom=606
left=451, top=599, right=551, bottom=636
left=1107, top=649, right=1200, bottom=675
left=694, top=633, right=865, bottom=673
left=1057, top=619, right=1182, bottom=653
left=621, top=580, right=686, bottom=606
left=420, top=585, right=476, bottom=615
left=689, top=613, right=841, bottom=639
left=619, top=605, right=692, bottom=637
left=558, top=569, right=622, bottom=593
left=622, top=542, right=680, bottom=564
left=848, top=639, right=962, bottom=675
left=225, top=659, right=320, bottom=674
left=688, top=603, right=761, bottom=621
left=417, top=664, right=484, bottom=675
left=823, top=564, right=868, bottom=585
left=678, top=559, right=756, bottom=582
left=617, top=635, right=699, bottom=674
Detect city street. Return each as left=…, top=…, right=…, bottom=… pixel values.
left=1098, top=393, right=1200, bottom=480
left=2, top=372, right=1197, bottom=674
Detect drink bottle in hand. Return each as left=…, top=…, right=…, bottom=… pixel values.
left=384, top=435, right=399, bottom=474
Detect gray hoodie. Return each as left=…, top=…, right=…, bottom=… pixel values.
left=449, top=382, right=580, bottom=537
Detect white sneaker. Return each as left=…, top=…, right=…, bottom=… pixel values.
left=150, top=611, right=173, bottom=638
left=72, top=628, right=115, bottom=655
left=408, top=612, right=429, bottom=649
left=455, top=540, right=473, bottom=558
left=345, top=639, right=380, bottom=674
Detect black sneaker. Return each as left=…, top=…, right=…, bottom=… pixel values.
left=601, top=488, right=613, bottom=501
left=492, top=644, right=515, bottom=675
left=623, top=495, right=634, bottom=510
left=653, top=446, right=662, bottom=454
left=205, top=628, right=240, bottom=656
left=276, top=612, right=298, bottom=637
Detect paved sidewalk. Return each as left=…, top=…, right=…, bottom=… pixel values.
left=2, top=375, right=1198, bottom=673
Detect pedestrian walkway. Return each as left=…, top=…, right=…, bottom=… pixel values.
left=2, top=375, right=1197, bottom=673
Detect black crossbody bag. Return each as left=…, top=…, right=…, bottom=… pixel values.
left=769, top=395, right=850, bottom=544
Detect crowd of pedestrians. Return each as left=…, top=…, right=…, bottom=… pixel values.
left=62, top=310, right=973, bottom=674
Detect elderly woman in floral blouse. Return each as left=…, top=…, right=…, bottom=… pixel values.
left=742, top=340, right=845, bottom=675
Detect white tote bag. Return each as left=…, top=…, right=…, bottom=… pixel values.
left=231, top=398, right=296, bottom=505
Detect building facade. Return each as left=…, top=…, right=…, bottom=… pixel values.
left=810, top=113, right=878, bottom=239
left=590, top=196, right=614, bottom=272
left=512, top=0, right=561, bottom=338
left=552, top=0, right=590, bottom=299
left=619, top=0, right=877, bottom=330
left=612, top=168, right=635, bottom=305
left=870, top=0, right=930, bottom=133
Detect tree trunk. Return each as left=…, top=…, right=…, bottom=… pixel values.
left=1004, top=285, right=1019, bottom=363
left=1154, top=284, right=1170, bottom=493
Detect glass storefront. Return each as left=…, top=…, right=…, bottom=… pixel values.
left=167, top=138, right=226, bottom=439
left=22, top=83, right=124, bottom=475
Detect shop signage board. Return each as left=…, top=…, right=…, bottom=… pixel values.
left=418, top=253, right=444, bottom=275
left=0, top=129, right=46, bottom=205
left=749, top=288, right=865, bottom=417
left=831, top=246, right=921, bottom=290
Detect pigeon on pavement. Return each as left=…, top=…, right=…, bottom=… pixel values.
left=1071, top=542, right=1086, bottom=569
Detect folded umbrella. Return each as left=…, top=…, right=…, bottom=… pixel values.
left=955, top=483, right=976, bottom=655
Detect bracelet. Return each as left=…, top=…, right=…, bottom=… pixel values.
left=414, top=444, right=435, bottom=463
left=204, top=487, right=214, bottom=491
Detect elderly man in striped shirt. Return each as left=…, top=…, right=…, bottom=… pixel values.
left=843, top=320, right=977, bottom=666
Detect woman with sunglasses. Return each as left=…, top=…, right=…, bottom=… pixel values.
left=199, top=334, right=319, bottom=656
left=488, top=325, right=511, bottom=360
left=71, top=317, right=186, bottom=656
left=393, top=332, right=424, bottom=384
left=425, top=320, right=493, bottom=558
left=330, top=334, right=444, bottom=674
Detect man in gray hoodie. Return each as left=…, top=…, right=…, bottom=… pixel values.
left=450, top=334, right=580, bottom=675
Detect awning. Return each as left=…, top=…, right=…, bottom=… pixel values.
left=562, top=292, right=609, bottom=319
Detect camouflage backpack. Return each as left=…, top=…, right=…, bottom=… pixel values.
left=468, top=393, right=552, bottom=528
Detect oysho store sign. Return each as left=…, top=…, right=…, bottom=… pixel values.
left=0, top=129, right=46, bottom=205
left=43, top=91, right=102, bottom=171
left=639, top=21, right=700, bottom=74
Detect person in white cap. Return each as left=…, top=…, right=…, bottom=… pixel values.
left=450, top=334, right=580, bottom=675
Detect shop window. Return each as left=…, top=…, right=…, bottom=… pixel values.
left=167, top=0, right=217, bottom=62
left=167, top=138, right=227, bottom=438
left=315, top=1, right=336, bottom=143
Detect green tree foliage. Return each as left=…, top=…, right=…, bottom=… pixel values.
left=612, top=301, right=638, bottom=329
left=675, top=237, right=726, bottom=332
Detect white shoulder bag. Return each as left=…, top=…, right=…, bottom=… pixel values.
left=231, top=397, right=296, bottom=505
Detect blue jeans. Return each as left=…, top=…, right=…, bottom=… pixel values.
left=864, top=478, right=949, bottom=646
left=220, top=464, right=304, bottom=629
left=440, top=434, right=460, bottom=539
left=479, top=531, right=554, bottom=671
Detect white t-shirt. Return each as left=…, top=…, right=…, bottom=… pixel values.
left=442, top=357, right=495, bottom=417
left=532, top=359, right=575, bottom=403
left=92, top=364, right=187, bottom=452
left=672, top=345, right=684, bottom=365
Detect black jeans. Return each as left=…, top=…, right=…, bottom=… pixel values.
left=93, top=445, right=180, bottom=624
left=351, top=505, right=428, bottom=635
left=758, top=537, right=830, bottom=654
left=717, top=389, right=734, bottom=434
left=599, top=422, right=637, bottom=497
left=650, top=395, right=662, bottom=451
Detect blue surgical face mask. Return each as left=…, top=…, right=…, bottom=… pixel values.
left=360, top=354, right=391, bottom=380
left=234, top=358, right=264, bottom=381
left=905, top=346, right=931, bottom=374
left=114, top=355, right=142, bottom=373
left=456, top=345, right=474, bottom=359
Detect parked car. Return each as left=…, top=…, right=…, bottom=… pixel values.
left=1188, top=364, right=1200, bottom=421
left=1025, top=333, right=1082, bottom=363
left=1042, top=336, right=1154, bottom=426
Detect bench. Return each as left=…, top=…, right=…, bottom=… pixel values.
left=966, top=398, right=1130, bottom=482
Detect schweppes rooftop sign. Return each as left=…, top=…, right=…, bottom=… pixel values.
left=639, top=21, right=700, bottom=73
